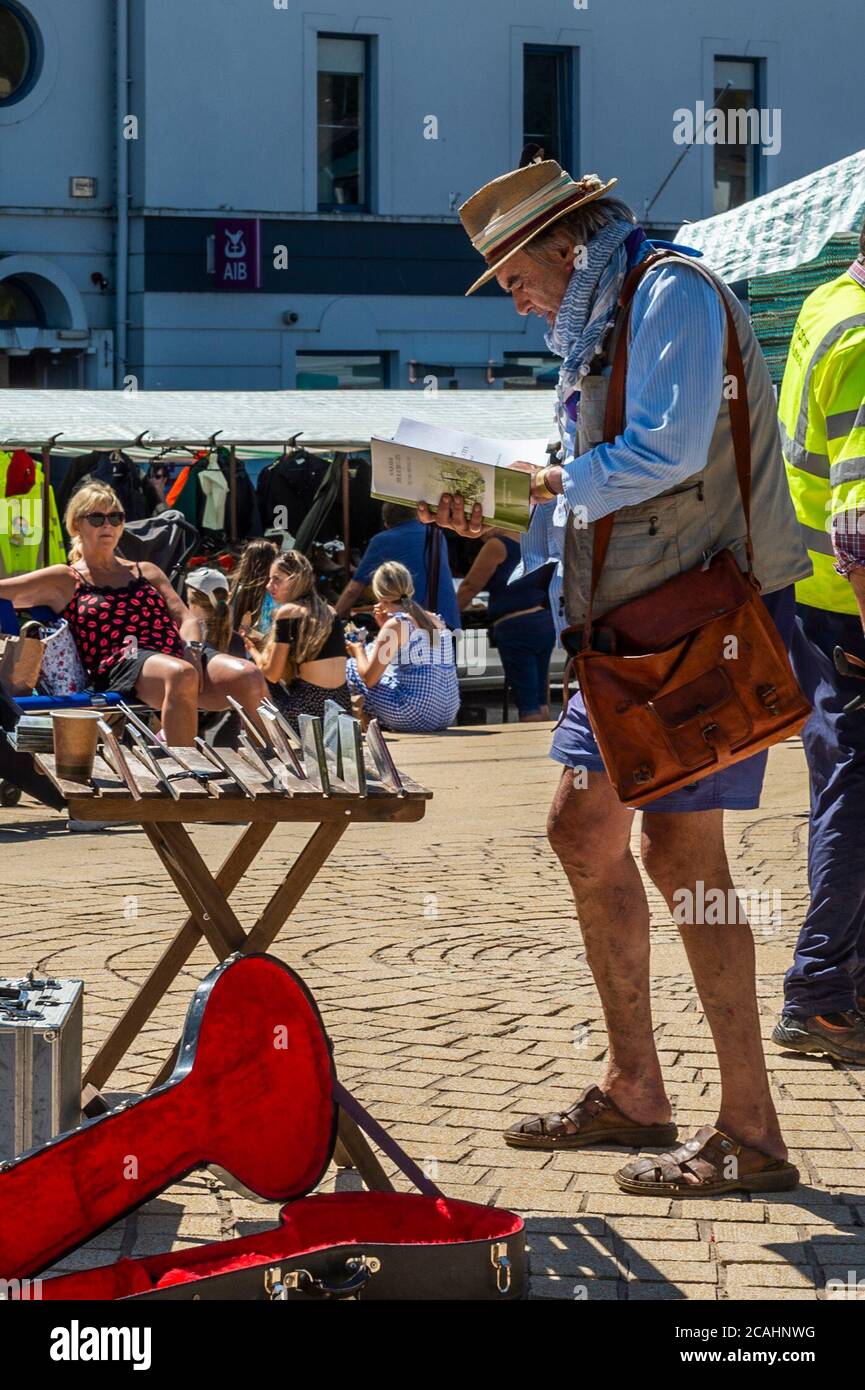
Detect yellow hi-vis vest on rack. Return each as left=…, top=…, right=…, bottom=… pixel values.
left=779, top=270, right=865, bottom=615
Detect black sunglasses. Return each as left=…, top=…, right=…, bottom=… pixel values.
left=83, top=511, right=125, bottom=528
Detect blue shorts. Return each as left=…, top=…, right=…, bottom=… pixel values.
left=550, top=584, right=796, bottom=813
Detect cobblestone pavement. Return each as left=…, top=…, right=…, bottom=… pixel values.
left=2, top=725, right=864, bottom=1301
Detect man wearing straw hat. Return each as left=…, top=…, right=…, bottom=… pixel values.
left=421, top=157, right=810, bottom=1197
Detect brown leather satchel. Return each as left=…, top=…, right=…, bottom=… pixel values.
left=564, top=251, right=810, bottom=808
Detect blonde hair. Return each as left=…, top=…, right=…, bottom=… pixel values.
left=372, top=561, right=437, bottom=635
left=64, top=483, right=124, bottom=562
left=186, top=585, right=231, bottom=653
left=267, top=549, right=336, bottom=682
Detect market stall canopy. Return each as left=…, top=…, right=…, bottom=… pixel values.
left=675, top=148, right=865, bottom=282
left=0, top=390, right=559, bottom=452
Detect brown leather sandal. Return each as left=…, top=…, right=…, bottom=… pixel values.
left=615, top=1125, right=799, bottom=1197
left=504, top=1084, right=678, bottom=1151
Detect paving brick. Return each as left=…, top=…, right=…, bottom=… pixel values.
left=622, top=1238, right=711, bottom=1261
left=584, top=1194, right=673, bottom=1216
left=765, top=1202, right=857, bottom=1225
left=608, top=1217, right=702, bottom=1241
left=465, top=1147, right=556, bottom=1170
left=710, top=1221, right=798, bottom=1242
left=626, top=1259, right=718, bottom=1284
left=525, top=1215, right=608, bottom=1236
left=715, top=1242, right=808, bottom=1263
left=810, top=1243, right=865, bottom=1265
left=468, top=1064, right=563, bottom=1084
left=431, top=1090, right=515, bottom=1111
left=628, top=1281, right=717, bottom=1299
left=725, top=1285, right=819, bottom=1301
left=724, top=1264, right=816, bottom=1290
left=493, top=1189, right=584, bottom=1215
left=669, top=1199, right=759, bottom=1220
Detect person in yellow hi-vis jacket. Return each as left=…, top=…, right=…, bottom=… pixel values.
left=0, top=450, right=65, bottom=579
left=773, top=219, right=865, bottom=1062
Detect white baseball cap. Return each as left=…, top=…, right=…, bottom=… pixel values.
left=186, top=567, right=229, bottom=606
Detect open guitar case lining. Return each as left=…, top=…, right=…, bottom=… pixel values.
left=0, top=954, right=525, bottom=1301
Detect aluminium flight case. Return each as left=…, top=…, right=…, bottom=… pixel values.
left=0, top=971, right=83, bottom=1163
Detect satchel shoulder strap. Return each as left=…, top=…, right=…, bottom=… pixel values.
left=581, top=250, right=755, bottom=649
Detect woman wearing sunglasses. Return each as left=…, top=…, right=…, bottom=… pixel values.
left=0, top=482, right=267, bottom=744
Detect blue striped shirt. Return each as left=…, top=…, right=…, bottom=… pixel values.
left=518, top=245, right=726, bottom=638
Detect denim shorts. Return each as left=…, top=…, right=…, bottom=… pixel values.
left=549, top=584, right=796, bottom=812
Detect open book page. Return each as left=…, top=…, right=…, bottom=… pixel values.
left=370, top=417, right=549, bottom=531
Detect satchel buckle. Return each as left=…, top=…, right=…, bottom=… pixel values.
left=701, top=723, right=720, bottom=744
left=491, top=1241, right=512, bottom=1294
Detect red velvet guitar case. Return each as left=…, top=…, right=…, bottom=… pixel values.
left=0, top=954, right=525, bottom=1301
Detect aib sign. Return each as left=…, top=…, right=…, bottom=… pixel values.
left=214, top=219, right=261, bottom=290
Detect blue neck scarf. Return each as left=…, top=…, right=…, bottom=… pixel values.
left=545, top=217, right=637, bottom=442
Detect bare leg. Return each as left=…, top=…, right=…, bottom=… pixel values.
left=135, top=655, right=199, bottom=746
left=199, top=655, right=269, bottom=737
left=548, top=769, right=671, bottom=1125
left=641, top=809, right=786, bottom=1161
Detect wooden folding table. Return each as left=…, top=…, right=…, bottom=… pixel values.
left=36, top=744, right=431, bottom=1192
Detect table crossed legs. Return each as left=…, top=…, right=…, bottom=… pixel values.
left=82, top=818, right=395, bottom=1192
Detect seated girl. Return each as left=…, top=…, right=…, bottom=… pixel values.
left=345, top=561, right=460, bottom=734
left=228, top=537, right=279, bottom=639
left=0, top=482, right=267, bottom=745
left=243, top=550, right=352, bottom=729
left=186, top=566, right=246, bottom=658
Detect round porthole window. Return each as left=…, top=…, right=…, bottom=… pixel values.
left=0, top=3, right=41, bottom=106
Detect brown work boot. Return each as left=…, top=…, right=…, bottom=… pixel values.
left=772, top=1011, right=865, bottom=1063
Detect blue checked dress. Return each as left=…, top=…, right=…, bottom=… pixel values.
left=346, top=612, right=460, bottom=733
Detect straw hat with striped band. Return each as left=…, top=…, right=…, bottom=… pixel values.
left=459, top=160, right=617, bottom=296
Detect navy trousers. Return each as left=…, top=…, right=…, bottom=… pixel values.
left=493, top=609, right=556, bottom=717
left=784, top=604, right=865, bottom=1017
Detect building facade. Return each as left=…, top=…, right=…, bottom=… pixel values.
left=0, top=0, right=862, bottom=391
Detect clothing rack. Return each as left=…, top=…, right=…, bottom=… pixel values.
left=6, top=439, right=347, bottom=571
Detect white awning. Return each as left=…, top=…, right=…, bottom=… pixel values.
left=675, top=149, right=865, bottom=282
left=0, top=389, right=559, bottom=452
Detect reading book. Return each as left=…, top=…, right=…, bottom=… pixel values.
left=370, top=418, right=550, bottom=532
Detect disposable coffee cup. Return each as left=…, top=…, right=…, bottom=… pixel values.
left=50, top=710, right=101, bottom=782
